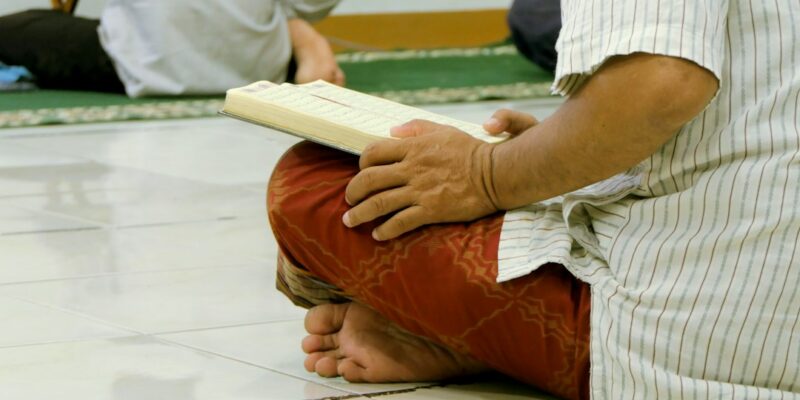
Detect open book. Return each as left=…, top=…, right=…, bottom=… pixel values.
left=220, top=80, right=506, bottom=154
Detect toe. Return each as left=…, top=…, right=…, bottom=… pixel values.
left=306, top=349, right=341, bottom=374
left=338, top=359, right=368, bottom=382
left=301, top=333, right=339, bottom=353
left=304, top=352, right=324, bottom=372
left=305, top=303, right=350, bottom=335
left=314, top=355, right=340, bottom=378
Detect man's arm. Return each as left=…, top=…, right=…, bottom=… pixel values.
left=343, top=53, right=719, bottom=240
left=482, top=53, right=718, bottom=209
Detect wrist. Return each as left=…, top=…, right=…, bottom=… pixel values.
left=475, top=142, right=503, bottom=211
left=287, top=19, right=320, bottom=50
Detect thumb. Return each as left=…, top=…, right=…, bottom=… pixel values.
left=483, top=109, right=539, bottom=136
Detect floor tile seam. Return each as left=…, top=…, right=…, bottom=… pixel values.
left=0, top=188, right=132, bottom=201
left=4, top=200, right=257, bottom=234
left=60, top=162, right=266, bottom=193
left=44, top=209, right=264, bottom=230
left=0, top=287, right=299, bottom=337
left=0, top=262, right=264, bottom=288
left=2, top=135, right=264, bottom=190
left=0, top=317, right=303, bottom=351
left=112, top=215, right=244, bottom=231
left=0, top=262, right=269, bottom=288
left=0, top=281, right=303, bottom=340
left=0, top=215, right=267, bottom=238
left=150, top=335, right=363, bottom=396
left=0, top=332, right=142, bottom=351
left=9, top=202, right=110, bottom=229
left=153, top=335, right=437, bottom=398
left=0, top=119, right=210, bottom=140
left=0, top=225, right=104, bottom=237
left=4, top=214, right=249, bottom=234
left=0, top=293, right=145, bottom=335
left=150, top=317, right=304, bottom=336
left=0, top=183, right=235, bottom=198
left=0, top=125, right=131, bottom=139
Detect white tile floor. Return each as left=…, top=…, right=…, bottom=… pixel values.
left=0, top=98, right=563, bottom=399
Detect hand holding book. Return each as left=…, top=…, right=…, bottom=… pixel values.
left=221, top=80, right=537, bottom=240
left=341, top=111, right=541, bottom=241
left=342, top=119, right=499, bottom=241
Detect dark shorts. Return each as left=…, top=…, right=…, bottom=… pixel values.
left=508, top=0, right=562, bottom=73
left=0, top=9, right=125, bottom=93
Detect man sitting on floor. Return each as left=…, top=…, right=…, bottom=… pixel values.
left=269, top=1, right=799, bottom=399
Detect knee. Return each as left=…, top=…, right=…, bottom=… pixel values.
left=266, top=141, right=358, bottom=235
left=266, top=142, right=313, bottom=226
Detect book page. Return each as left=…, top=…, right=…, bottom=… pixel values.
left=242, top=80, right=501, bottom=143
left=296, top=81, right=503, bottom=143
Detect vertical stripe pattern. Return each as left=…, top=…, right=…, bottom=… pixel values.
left=498, top=0, right=800, bottom=398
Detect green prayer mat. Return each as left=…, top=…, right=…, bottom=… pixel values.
left=0, top=45, right=554, bottom=128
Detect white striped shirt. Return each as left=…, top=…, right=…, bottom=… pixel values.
left=496, top=1, right=800, bottom=398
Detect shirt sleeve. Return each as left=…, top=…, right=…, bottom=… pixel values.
left=552, top=0, right=729, bottom=96
left=278, top=0, right=340, bottom=22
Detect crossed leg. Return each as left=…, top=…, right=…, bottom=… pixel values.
left=268, top=141, right=591, bottom=400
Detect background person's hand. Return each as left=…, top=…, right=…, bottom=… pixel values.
left=342, top=120, right=499, bottom=241
left=482, top=109, right=539, bottom=136
left=288, top=18, right=346, bottom=86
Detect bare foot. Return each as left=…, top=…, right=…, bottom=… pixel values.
left=301, top=302, right=489, bottom=382
left=287, top=19, right=345, bottom=86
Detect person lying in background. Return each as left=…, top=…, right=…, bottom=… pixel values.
left=507, top=0, right=560, bottom=73
left=0, top=0, right=343, bottom=97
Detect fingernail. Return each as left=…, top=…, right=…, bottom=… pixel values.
left=371, top=230, right=381, bottom=241
left=342, top=212, right=353, bottom=227
left=485, top=118, right=501, bottom=129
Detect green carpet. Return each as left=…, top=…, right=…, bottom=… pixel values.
left=0, top=45, right=554, bottom=128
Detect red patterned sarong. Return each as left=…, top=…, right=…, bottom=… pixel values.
left=268, top=142, right=591, bottom=400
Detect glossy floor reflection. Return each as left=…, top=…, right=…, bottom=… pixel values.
left=0, top=97, right=562, bottom=399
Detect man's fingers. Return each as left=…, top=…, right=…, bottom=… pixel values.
left=372, top=206, right=428, bottom=241
left=359, top=139, right=407, bottom=169
left=342, top=188, right=414, bottom=229
left=345, top=164, right=407, bottom=205
left=390, top=119, right=449, bottom=138
left=483, top=109, right=539, bottom=135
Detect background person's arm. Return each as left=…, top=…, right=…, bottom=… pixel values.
left=286, top=18, right=344, bottom=85
left=343, top=53, right=719, bottom=240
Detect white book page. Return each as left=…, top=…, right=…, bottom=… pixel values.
left=244, top=83, right=394, bottom=137
left=295, top=81, right=504, bottom=143
left=238, top=80, right=504, bottom=143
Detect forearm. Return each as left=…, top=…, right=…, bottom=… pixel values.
left=287, top=18, right=318, bottom=49
left=483, top=53, right=719, bottom=209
